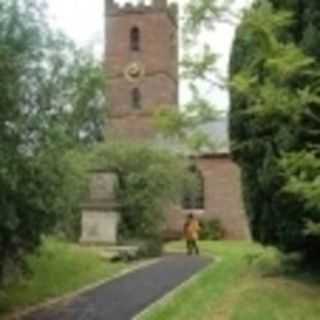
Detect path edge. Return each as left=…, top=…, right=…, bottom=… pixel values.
left=134, top=254, right=220, bottom=320
left=5, top=258, right=160, bottom=320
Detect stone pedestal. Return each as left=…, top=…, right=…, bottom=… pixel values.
left=80, top=172, right=119, bottom=245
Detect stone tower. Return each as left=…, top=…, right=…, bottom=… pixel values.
left=105, top=0, right=179, bottom=140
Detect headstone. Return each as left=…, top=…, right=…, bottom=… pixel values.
left=80, top=172, right=120, bottom=245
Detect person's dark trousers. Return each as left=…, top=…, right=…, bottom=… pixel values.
left=186, top=239, right=200, bottom=255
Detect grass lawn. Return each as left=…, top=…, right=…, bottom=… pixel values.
left=0, top=237, right=128, bottom=316
left=140, top=241, right=320, bottom=320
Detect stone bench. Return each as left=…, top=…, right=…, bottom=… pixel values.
left=100, top=245, right=140, bottom=262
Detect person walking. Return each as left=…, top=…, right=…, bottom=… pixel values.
left=183, top=213, right=201, bottom=255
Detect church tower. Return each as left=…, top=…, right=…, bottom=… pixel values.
left=105, top=0, right=179, bottom=140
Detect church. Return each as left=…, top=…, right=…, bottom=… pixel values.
left=81, top=0, right=250, bottom=243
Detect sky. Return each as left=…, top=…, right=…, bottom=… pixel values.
left=47, top=0, right=251, bottom=110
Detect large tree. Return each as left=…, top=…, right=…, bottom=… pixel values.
left=182, top=0, right=320, bottom=263
left=229, top=0, right=320, bottom=261
left=0, top=0, right=105, bottom=283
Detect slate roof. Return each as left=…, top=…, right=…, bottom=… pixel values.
left=154, top=116, right=230, bottom=156
left=200, top=117, right=230, bottom=154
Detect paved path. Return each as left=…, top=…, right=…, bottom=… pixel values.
left=24, top=254, right=211, bottom=320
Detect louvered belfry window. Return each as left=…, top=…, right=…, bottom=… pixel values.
left=130, top=27, right=140, bottom=51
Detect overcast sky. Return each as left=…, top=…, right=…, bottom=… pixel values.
left=47, top=0, right=251, bottom=110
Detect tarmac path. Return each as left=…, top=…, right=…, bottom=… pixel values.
left=23, top=254, right=211, bottom=320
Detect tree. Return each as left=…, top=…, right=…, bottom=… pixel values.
left=182, top=0, right=320, bottom=263
left=0, top=0, right=105, bottom=284
left=229, top=0, right=320, bottom=262
left=91, top=142, right=195, bottom=255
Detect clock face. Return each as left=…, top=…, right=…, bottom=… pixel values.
left=124, top=62, right=145, bottom=83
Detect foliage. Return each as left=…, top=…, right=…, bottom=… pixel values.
left=0, top=238, right=126, bottom=316
left=92, top=142, right=195, bottom=254
left=136, top=237, right=164, bottom=258
left=199, top=219, right=225, bottom=240
left=153, top=93, right=220, bottom=153
left=49, top=150, right=91, bottom=241
left=281, top=152, right=320, bottom=239
left=305, top=220, right=320, bottom=237
left=281, top=152, right=320, bottom=210
left=183, top=0, right=238, bottom=41
left=229, top=0, right=320, bottom=263
left=182, top=0, right=320, bottom=263
left=152, top=1, right=229, bottom=155
left=0, top=0, right=105, bottom=285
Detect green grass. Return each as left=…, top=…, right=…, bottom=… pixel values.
left=140, top=241, right=320, bottom=320
left=0, top=238, right=127, bottom=316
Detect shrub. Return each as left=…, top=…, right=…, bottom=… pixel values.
left=200, top=219, right=225, bottom=240
left=137, top=237, right=164, bottom=258
left=92, top=142, right=195, bottom=257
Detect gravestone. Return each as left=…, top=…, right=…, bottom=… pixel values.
left=80, top=172, right=119, bottom=245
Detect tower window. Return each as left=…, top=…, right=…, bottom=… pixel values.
left=130, top=27, right=140, bottom=51
left=183, top=166, right=205, bottom=210
left=132, top=88, right=142, bottom=110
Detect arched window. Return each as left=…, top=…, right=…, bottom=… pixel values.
left=183, top=166, right=205, bottom=210
left=132, top=88, right=141, bottom=110
left=130, top=27, right=140, bottom=51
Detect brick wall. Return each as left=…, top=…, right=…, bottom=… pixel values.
left=105, top=2, right=178, bottom=141
left=105, top=11, right=178, bottom=80
left=166, top=155, right=251, bottom=240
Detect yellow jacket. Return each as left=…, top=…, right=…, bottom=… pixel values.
left=184, top=219, right=200, bottom=241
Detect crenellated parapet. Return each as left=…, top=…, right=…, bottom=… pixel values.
left=105, top=0, right=178, bottom=24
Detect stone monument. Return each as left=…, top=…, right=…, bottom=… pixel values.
left=80, top=172, right=119, bottom=244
